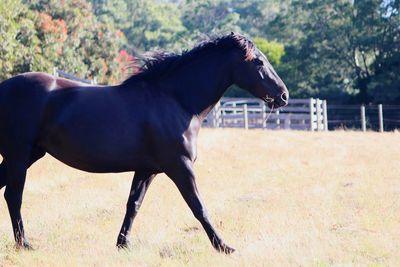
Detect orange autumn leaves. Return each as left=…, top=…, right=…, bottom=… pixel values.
left=38, top=13, right=67, bottom=55
left=38, top=11, right=135, bottom=84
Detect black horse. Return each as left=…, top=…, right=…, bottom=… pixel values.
left=0, top=33, right=288, bottom=253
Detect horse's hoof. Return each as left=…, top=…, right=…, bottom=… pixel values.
left=16, top=240, right=34, bottom=251
left=116, top=241, right=131, bottom=250
left=216, top=243, right=235, bottom=254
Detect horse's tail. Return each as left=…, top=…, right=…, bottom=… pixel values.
left=0, top=78, right=6, bottom=190
left=0, top=78, right=8, bottom=190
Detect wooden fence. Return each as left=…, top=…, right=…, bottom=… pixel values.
left=328, top=104, right=400, bottom=131
left=203, top=97, right=328, bottom=131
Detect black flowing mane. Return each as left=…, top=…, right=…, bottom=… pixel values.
left=123, top=33, right=256, bottom=85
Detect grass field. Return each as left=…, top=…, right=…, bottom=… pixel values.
left=0, top=129, right=399, bottom=266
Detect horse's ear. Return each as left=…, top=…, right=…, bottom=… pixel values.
left=230, top=31, right=243, bottom=38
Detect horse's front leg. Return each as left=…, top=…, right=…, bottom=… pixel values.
left=116, top=171, right=156, bottom=249
left=165, top=158, right=235, bottom=254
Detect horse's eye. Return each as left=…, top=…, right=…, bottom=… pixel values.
left=254, top=58, right=263, bottom=66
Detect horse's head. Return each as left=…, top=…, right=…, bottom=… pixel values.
left=231, top=35, right=289, bottom=108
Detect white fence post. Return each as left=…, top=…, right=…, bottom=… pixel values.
left=243, top=104, right=248, bottom=129
left=309, top=98, right=315, bottom=131
left=361, top=105, right=366, bottom=132
left=262, top=103, right=267, bottom=129
left=322, top=100, right=328, bottom=131
left=210, top=102, right=221, bottom=128
left=275, top=110, right=280, bottom=129
left=216, top=102, right=221, bottom=128
left=233, top=102, right=237, bottom=125
left=284, top=114, right=291, bottom=129
left=316, top=98, right=322, bottom=131
left=208, top=109, right=215, bottom=128
left=378, top=104, right=384, bottom=132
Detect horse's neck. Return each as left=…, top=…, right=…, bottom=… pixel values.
left=163, top=54, right=234, bottom=120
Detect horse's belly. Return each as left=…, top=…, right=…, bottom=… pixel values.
left=44, top=143, right=159, bottom=173
left=40, top=124, right=160, bottom=173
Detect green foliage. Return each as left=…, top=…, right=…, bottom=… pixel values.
left=181, top=0, right=241, bottom=37
left=0, top=0, right=38, bottom=80
left=233, top=0, right=281, bottom=37
left=91, top=0, right=130, bottom=29
left=269, top=0, right=400, bottom=103
left=253, top=37, right=284, bottom=65
left=26, top=0, right=128, bottom=84
left=117, top=0, right=186, bottom=52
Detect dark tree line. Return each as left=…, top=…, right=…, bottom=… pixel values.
left=1, top=0, right=399, bottom=104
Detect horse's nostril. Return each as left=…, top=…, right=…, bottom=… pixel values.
left=281, top=92, right=288, bottom=102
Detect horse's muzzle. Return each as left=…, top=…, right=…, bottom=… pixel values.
left=265, top=92, right=288, bottom=109
left=275, top=92, right=289, bottom=108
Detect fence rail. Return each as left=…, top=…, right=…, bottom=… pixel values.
left=328, top=104, right=400, bottom=131
left=203, top=97, right=328, bottom=131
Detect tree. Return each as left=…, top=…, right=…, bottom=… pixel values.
left=0, top=0, right=38, bottom=80
left=25, top=0, right=129, bottom=83
left=180, top=0, right=241, bottom=46
left=91, top=0, right=130, bottom=29
left=232, top=0, right=281, bottom=38
left=253, top=37, right=284, bottom=65
left=120, top=0, right=186, bottom=52
left=366, top=0, right=400, bottom=103
left=269, top=0, right=400, bottom=103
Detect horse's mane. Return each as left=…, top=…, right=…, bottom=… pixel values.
left=122, top=32, right=255, bottom=85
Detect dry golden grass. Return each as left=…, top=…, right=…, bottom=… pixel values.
left=0, top=129, right=399, bottom=266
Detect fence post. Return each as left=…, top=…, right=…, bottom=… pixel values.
left=316, top=99, right=322, bottom=131
left=284, top=114, right=291, bottom=129
left=262, top=103, right=267, bottom=129
left=378, top=104, right=384, bottom=132
left=216, top=102, right=221, bottom=128
left=53, top=67, right=59, bottom=77
left=275, top=110, right=280, bottom=129
left=360, top=105, right=366, bottom=132
left=243, top=104, right=248, bottom=130
left=209, top=108, right=215, bottom=128
left=210, top=102, right=221, bottom=128
left=309, top=98, right=315, bottom=131
left=322, top=100, right=328, bottom=131
left=233, top=102, right=237, bottom=124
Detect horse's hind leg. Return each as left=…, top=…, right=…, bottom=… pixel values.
left=2, top=147, right=45, bottom=249
left=116, top=171, right=156, bottom=249
left=165, top=159, right=235, bottom=254
left=3, top=155, right=32, bottom=249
